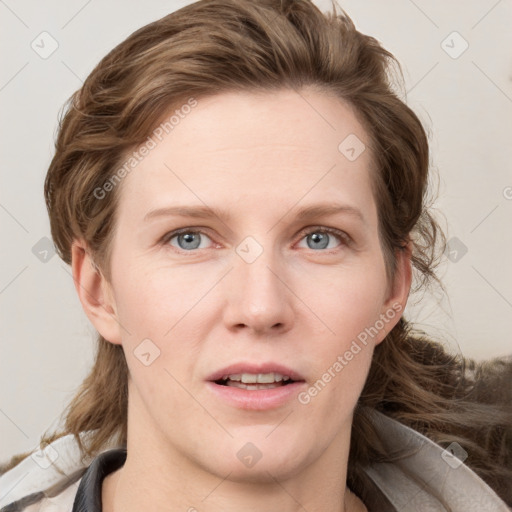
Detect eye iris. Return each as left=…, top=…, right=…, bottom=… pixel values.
left=178, top=232, right=201, bottom=250
left=308, top=232, right=329, bottom=250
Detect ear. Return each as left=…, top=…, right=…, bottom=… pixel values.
left=375, top=241, right=413, bottom=345
left=71, top=239, right=122, bottom=345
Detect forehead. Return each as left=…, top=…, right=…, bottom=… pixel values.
left=115, top=88, right=375, bottom=223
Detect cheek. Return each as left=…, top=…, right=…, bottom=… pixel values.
left=304, top=262, right=388, bottom=339
left=111, top=262, right=205, bottom=383
left=299, top=305, right=377, bottom=431
left=312, top=284, right=380, bottom=389
left=113, top=262, right=186, bottom=337
left=115, top=268, right=199, bottom=425
left=297, top=264, right=387, bottom=402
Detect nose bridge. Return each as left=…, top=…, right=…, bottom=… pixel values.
left=225, top=233, right=292, bottom=331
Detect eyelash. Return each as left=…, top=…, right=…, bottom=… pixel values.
left=160, top=226, right=351, bottom=254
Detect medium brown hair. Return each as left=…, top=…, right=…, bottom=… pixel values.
left=3, top=0, right=511, bottom=506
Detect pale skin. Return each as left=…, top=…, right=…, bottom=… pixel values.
left=72, top=87, right=412, bottom=512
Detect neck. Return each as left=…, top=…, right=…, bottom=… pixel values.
left=103, top=467, right=366, bottom=512
left=102, top=387, right=367, bottom=512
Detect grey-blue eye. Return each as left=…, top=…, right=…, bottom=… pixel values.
left=307, top=232, right=330, bottom=250
left=164, top=226, right=347, bottom=253
left=168, top=230, right=212, bottom=251
left=298, top=228, right=345, bottom=251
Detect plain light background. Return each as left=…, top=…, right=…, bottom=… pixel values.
left=1, top=0, right=511, bottom=462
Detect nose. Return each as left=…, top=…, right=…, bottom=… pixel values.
left=222, top=241, right=294, bottom=336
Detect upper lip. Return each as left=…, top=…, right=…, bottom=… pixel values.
left=206, top=362, right=305, bottom=382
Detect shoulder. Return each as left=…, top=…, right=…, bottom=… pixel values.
left=363, top=409, right=512, bottom=512
left=0, top=433, right=110, bottom=512
left=1, top=481, right=81, bottom=512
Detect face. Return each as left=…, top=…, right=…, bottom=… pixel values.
left=87, top=87, right=409, bottom=482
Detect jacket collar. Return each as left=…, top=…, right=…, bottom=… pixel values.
left=1, top=410, right=509, bottom=512
left=71, top=448, right=126, bottom=512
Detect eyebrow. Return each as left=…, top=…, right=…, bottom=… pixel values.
left=143, top=203, right=365, bottom=224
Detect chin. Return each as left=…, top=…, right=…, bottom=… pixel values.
left=195, top=434, right=313, bottom=484
left=211, top=456, right=307, bottom=484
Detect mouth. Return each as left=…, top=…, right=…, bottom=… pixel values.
left=207, top=362, right=305, bottom=387
left=206, top=363, right=306, bottom=410
left=213, top=372, right=299, bottom=390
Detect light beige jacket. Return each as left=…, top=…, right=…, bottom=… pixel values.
left=1, top=410, right=509, bottom=511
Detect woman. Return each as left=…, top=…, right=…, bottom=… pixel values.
left=1, top=1, right=510, bottom=511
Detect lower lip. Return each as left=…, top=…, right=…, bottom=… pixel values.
left=205, top=381, right=306, bottom=410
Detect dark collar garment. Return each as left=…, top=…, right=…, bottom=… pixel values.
left=1, top=410, right=510, bottom=512
left=68, top=448, right=395, bottom=512
left=71, top=449, right=126, bottom=512
left=57, top=448, right=394, bottom=512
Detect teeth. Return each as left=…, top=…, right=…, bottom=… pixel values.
left=226, top=381, right=282, bottom=390
left=223, top=372, right=291, bottom=384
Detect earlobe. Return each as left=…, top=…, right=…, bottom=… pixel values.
left=71, top=240, right=122, bottom=345
left=375, top=241, right=413, bottom=345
